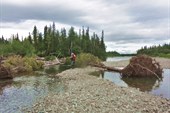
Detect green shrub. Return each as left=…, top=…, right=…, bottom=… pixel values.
left=23, top=57, right=44, bottom=71
left=3, top=55, right=44, bottom=73
left=75, top=53, right=102, bottom=67
left=3, top=55, right=23, bottom=67
left=64, top=57, right=72, bottom=65
left=158, top=53, right=170, bottom=58
left=45, top=55, right=56, bottom=61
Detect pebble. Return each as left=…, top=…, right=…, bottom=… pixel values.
left=23, top=66, right=170, bottom=113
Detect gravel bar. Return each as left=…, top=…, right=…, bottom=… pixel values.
left=24, top=66, right=170, bottom=113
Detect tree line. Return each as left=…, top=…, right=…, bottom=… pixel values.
left=0, top=22, right=106, bottom=60
left=137, top=43, right=170, bottom=58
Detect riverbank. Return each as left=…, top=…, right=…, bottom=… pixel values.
left=24, top=66, right=170, bottom=113
left=103, top=57, right=170, bottom=69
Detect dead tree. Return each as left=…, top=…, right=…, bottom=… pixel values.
left=0, top=57, right=13, bottom=79
left=89, top=63, right=122, bottom=72
left=90, top=55, right=163, bottom=79
left=121, top=55, right=162, bottom=79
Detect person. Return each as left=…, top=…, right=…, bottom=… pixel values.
left=70, top=52, right=76, bottom=66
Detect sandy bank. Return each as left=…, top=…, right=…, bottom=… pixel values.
left=24, top=66, right=170, bottom=113
left=103, top=57, right=170, bottom=69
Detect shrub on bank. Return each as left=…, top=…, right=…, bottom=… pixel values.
left=23, top=57, right=44, bottom=70
left=64, top=57, right=72, bottom=65
left=3, top=55, right=44, bottom=73
left=75, top=53, right=102, bottom=67
left=158, top=53, right=170, bottom=59
left=45, top=55, right=56, bottom=61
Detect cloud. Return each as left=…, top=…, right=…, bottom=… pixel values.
left=0, top=0, right=169, bottom=53
left=1, top=4, right=88, bottom=26
left=0, top=20, right=81, bottom=39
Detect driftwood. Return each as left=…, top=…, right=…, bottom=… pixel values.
left=0, top=66, right=12, bottom=79
left=89, top=63, right=122, bottom=72
left=43, top=58, right=61, bottom=67
left=90, top=55, right=163, bottom=78
left=0, top=57, right=13, bottom=79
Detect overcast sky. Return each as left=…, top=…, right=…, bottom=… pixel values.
left=0, top=0, right=169, bottom=53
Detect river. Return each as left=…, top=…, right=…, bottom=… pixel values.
left=0, top=57, right=169, bottom=112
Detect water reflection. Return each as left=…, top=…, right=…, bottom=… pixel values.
left=45, top=65, right=71, bottom=75
left=122, top=77, right=160, bottom=92
left=0, top=72, right=66, bottom=113
left=104, top=71, right=128, bottom=87
left=0, top=79, right=13, bottom=95
left=151, top=69, right=170, bottom=98
left=45, top=65, right=60, bottom=75
left=90, top=69, right=170, bottom=99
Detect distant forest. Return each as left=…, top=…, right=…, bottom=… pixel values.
left=0, top=23, right=106, bottom=60
left=106, top=51, right=136, bottom=56
left=106, top=44, right=170, bottom=58
left=137, top=44, right=170, bottom=58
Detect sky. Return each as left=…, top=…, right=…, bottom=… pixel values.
left=0, top=0, right=169, bottom=54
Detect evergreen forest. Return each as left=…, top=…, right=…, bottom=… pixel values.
left=137, top=44, right=170, bottom=58
left=0, top=22, right=106, bottom=60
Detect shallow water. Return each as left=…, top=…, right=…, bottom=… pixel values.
left=91, top=69, right=170, bottom=99
left=0, top=65, right=70, bottom=113
left=104, top=57, right=170, bottom=99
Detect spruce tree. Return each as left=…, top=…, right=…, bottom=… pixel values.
left=43, top=25, right=48, bottom=52
left=33, top=26, right=38, bottom=51
left=28, top=32, right=32, bottom=44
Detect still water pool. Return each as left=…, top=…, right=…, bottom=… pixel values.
left=94, top=57, right=170, bottom=99
left=92, top=69, right=170, bottom=99
left=0, top=65, right=70, bottom=113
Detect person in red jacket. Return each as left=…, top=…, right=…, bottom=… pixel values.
left=70, top=52, right=76, bottom=66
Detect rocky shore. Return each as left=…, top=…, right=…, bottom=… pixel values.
left=24, top=65, right=170, bottom=113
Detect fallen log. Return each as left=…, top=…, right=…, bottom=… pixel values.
left=43, top=58, right=61, bottom=67
left=90, top=55, right=163, bottom=78
left=89, top=63, right=122, bottom=73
